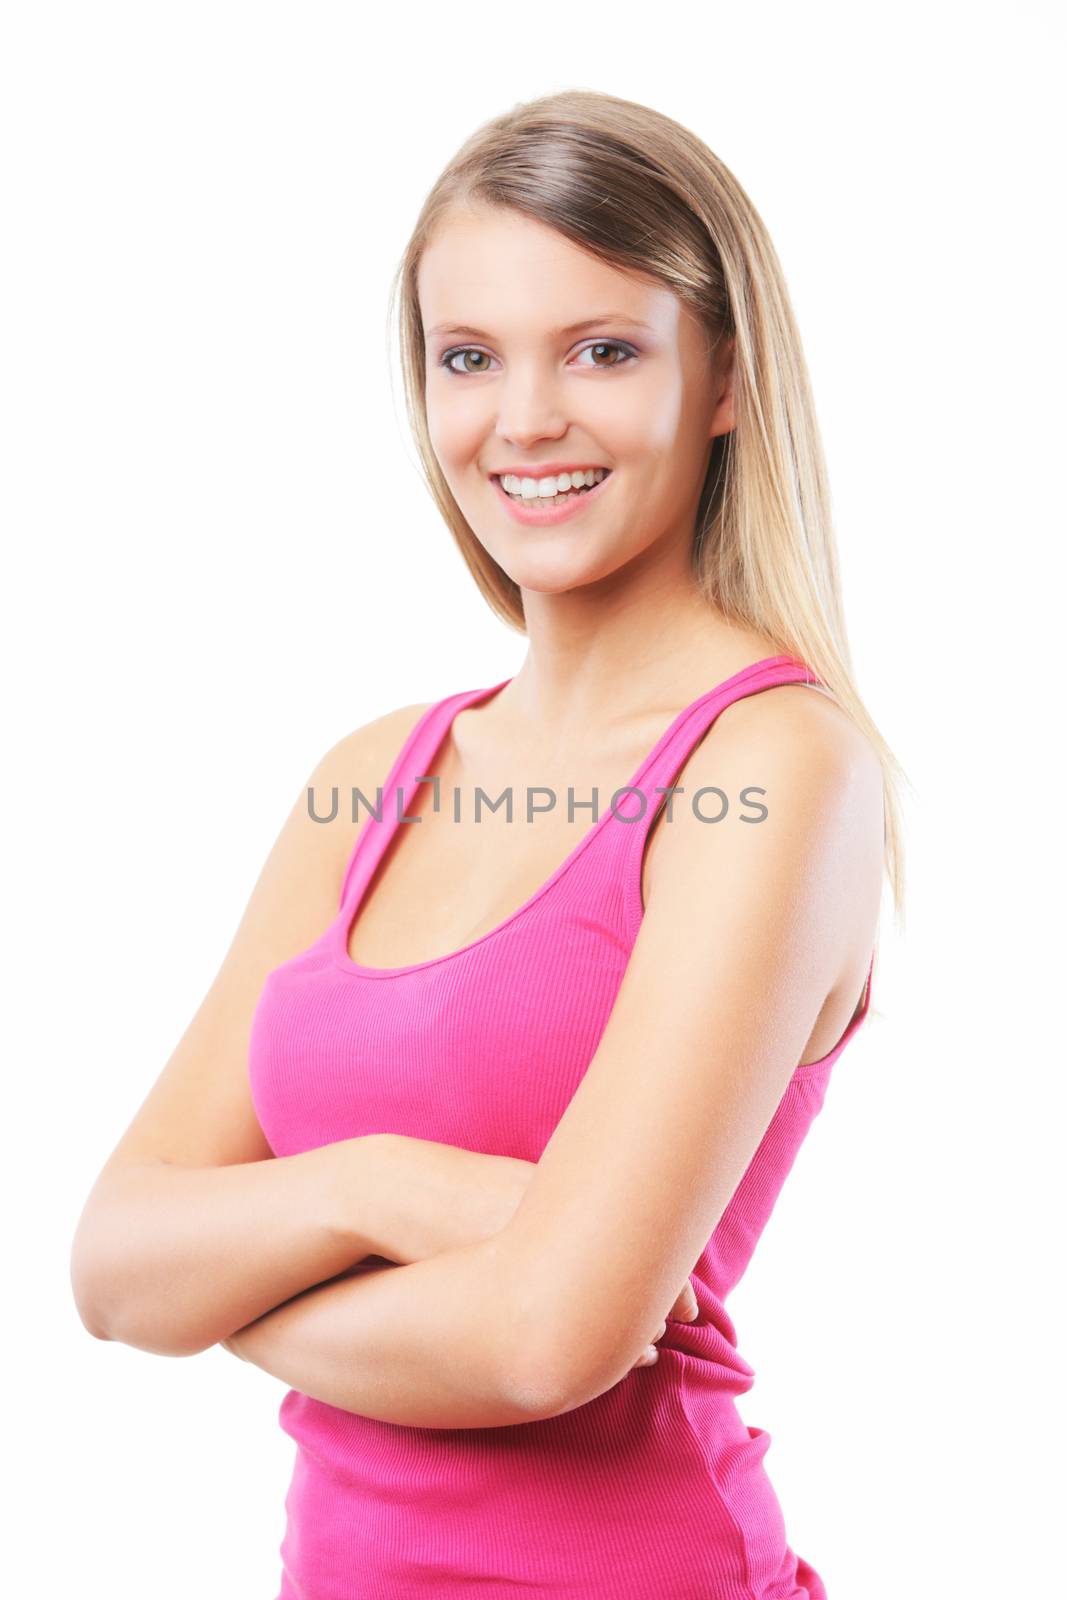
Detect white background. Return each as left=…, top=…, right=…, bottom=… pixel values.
left=4, top=3, right=1063, bottom=1596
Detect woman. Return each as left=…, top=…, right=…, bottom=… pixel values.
left=72, top=89, right=904, bottom=1598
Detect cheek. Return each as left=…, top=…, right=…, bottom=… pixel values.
left=425, top=385, right=487, bottom=465
left=424, top=389, right=454, bottom=451
left=640, top=367, right=686, bottom=449
left=588, top=367, right=686, bottom=462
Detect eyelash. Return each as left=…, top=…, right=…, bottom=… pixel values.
left=438, top=340, right=638, bottom=376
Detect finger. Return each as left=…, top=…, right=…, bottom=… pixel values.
left=676, top=1280, right=699, bottom=1321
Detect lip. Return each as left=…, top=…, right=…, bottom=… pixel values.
left=490, top=469, right=614, bottom=526
left=489, top=462, right=611, bottom=479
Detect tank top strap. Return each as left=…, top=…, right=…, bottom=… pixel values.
left=630, top=652, right=821, bottom=805
left=337, top=679, right=512, bottom=911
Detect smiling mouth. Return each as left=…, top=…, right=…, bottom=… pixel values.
left=492, top=470, right=612, bottom=506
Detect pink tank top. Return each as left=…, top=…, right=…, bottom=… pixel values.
left=248, top=653, right=875, bottom=1599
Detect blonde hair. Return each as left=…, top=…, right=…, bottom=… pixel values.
left=388, top=87, right=909, bottom=923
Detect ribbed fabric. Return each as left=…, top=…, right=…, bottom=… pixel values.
left=248, top=654, right=875, bottom=1599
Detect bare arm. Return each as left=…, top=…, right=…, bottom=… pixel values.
left=71, top=1136, right=396, bottom=1357
left=76, top=1131, right=536, bottom=1359
left=70, top=703, right=432, bottom=1358
left=223, top=1232, right=569, bottom=1428
left=221, top=1142, right=695, bottom=1426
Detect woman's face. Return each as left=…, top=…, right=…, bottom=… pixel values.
left=418, top=205, right=734, bottom=596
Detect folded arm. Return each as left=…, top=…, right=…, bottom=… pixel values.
left=71, top=1136, right=398, bottom=1358
left=70, top=707, right=439, bottom=1359
left=223, top=1231, right=555, bottom=1428
left=227, top=690, right=883, bottom=1427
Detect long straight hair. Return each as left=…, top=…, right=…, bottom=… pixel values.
left=388, top=88, right=909, bottom=922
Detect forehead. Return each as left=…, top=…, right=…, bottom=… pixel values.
left=418, top=206, right=681, bottom=339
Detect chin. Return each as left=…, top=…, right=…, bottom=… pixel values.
left=498, top=552, right=625, bottom=596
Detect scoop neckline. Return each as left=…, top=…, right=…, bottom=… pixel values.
left=331, top=653, right=811, bottom=980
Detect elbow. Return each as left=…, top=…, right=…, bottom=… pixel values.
left=499, top=1360, right=576, bottom=1422
left=73, top=1283, right=207, bottom=1357
left=74, top=1292, right=112, bottom=1342
left=488, top=1240, right=634, bottom=1419
left=498, top=1313, right=623, bottom=1421
left=73, top=1294, right=113, bottom=1343
left=70, top=1223, right=115, bottom=1342
left=535, top=1348, right=631, bottom=1418
left=513, top=1298, right=650, bottom=1417
left=69, top=1231, right=204, bottom=1358
left=504, top=1343, right=621, bottom=1421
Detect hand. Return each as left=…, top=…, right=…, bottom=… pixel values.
left=631, top=1276, right=700, bottom=1370
left=346, top=1136, right=537, bottom=1266
left=328, top=1136, right=697, bottom=1379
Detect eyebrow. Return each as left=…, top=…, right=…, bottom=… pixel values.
left=425, top=313, right=655, bottom=340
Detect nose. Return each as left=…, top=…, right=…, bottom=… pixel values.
left=494, top=364, right=568, bottom=449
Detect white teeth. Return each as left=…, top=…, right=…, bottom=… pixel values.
left=499, top=468, right=608, bottom=501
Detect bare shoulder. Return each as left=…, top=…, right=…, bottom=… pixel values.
left=323, top=698, right=435, bottom=783
left=321, top=701, right=435, bottom=798
left=659, top=678, right=883, bottom=839
left=221, top=696, right=437, bottom=924
left=645, top=679, right=884, bottom=988
left=315, top=699, right=436, bottom=876
left=716, top=679, right=884, bottom=795
left=695, top=679, right=883, bottom=870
